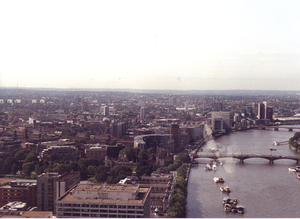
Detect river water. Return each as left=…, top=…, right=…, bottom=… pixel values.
left=186, top=126, right=300, bottom=218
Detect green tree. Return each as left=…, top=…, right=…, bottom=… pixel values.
left=24, top=152, right=38, bottom=163
left=14, top=150, right=27, bottom=161
left=138, top=149, right=148, bottom=162
left=22, top=162, right=35, bottom=176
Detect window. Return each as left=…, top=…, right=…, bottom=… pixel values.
left=91, top=204, right=99, bottom=208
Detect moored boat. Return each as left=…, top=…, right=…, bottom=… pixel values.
left=295, top=166, right=300, bottom=172
left=212, top=164, right=217, bottom=170
left=297, top=174, right=300, bottom=179
left=289, top=167, right=297, bottom=172
left=220, top=186, right=230, bottom=192
left=205, top=163, right=212, bottom=171
left=224, top=203, right=231, bottom=212
left=214, top=177, right=224, bottom=183
left=222, top=197, right=229, bottom=204
left=236, top=205, right=244, bottom=214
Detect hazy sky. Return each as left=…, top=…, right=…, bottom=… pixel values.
left=1, top=0, right=300, bottom=90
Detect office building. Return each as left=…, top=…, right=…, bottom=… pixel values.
left=140, top=107, right=145, bottom=119
left=211, top=111, right=233, bottom=133
left=37, top=172, right=80, bottom=213
left=56, top=183, right=151, bottom=218
left=0, top=179, right=37, bottom=208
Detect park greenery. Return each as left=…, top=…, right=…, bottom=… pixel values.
left=289, top=131, right=300, bottom=151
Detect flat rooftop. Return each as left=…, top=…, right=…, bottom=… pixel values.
left=58, top=184, right=150, bottom=204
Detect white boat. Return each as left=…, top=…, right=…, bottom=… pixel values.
left=214, top=177, right=224, bottom=183
left=212, top=164, right=217, bottom=170
left=273, top=141, right=279, bottom=146
left=289, top=167, right=297, bottom=172
left=205, top=164, right=212, bottom=171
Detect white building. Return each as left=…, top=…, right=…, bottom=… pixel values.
left=56, top=183, right=151, bottom=218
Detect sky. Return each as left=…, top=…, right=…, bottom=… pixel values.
left=1, top=0, right=300, bottom=91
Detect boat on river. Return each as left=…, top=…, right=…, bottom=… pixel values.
left=205, top=164, right=212, bottom=171
left=289, top=167, right=297, bottom=172
left=224, top=203, right=231, bottom=212
left=236, top=205, right=245, bottom=213
left=214, top=177, right=224, bottom=183
left=270, top=147, right=277, bottom=151
left=220, top=186, right=230, bottom=192
left=297, top=174, right=300, bottom=179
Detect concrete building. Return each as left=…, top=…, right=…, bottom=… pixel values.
left=140, top=107, right=145, bottom=119
left=56, top=183, right=151, bottom=218
left=211, top=111, right=233, bottom=133
left=170, top=124, right=181, bottom=153
left=0, top=179, right=37, bottom=208
left=40, top=146, right=78, bottom=161
left=139, top=173, right=176, bottom=214
left=37, top=172, right=80, bottom=213
left=111, top=122, right=128, bottom=138
left=134, top=134, right=174, bottom=151
left=85, top=144, right=108, bottom=160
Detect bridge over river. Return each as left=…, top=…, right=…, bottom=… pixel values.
left=193, top=153, right=300, bottom=164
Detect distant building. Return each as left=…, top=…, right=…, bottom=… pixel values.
left=56, top=183, right=151, bottom=218
left=184, top=101, right=189, bottom=112
left=170, top=124, right=181, bottom=153
left=211, top=111, right=233, bottom=133
left=40, top=146, right=78, bottom=161
left=140, top=107, right=145, bottom=119
left=104, top=106, right=109, bottom=116
left=81, top=102, right=89, bottom=111
left=258, top=101, right=273, bottom=121
left=134, top=134, right=174, bottom=152
left=213, top=102, right=223, bottom=111
left=85, top=144, right=108, bottom=160
left=111, top=122, right=128, bottom=138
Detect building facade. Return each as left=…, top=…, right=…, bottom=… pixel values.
left=0, top=179, right=37, bottom=208
left=56, top=183, right=151, bottom=218
left=37, top=172, right=80, bottom=213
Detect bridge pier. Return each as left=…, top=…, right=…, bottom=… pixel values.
left=274, top=128, right=278, bottom=131
left=269, top=160, right=273, bottom=164
left=289, top=128, right=293, bottom=131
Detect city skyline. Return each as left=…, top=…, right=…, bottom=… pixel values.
left=1, top=0, right=300, bottom=91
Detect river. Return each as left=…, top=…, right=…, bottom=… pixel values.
left=186, top=126, right=300, bottom=218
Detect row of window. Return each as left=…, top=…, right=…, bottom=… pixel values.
left=2, top=193, right=22, bottom=196
left=58, top=209, right=143, bottom=214
left=57, top=203, right=143, bottom=209
left=62, top=213, right=144, bottom=218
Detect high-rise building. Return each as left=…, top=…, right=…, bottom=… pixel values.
left=185, top=101, right=189, bottom=112
left=170, top=124, right=181, bottom=153
left=37, top=172, right=80, bottom=213
left=56, top=183, right=151, bottom=218
left=104, top=106, right=109, bottom=116
left=258, top=102, right=273, bottom=121
left=140, top=107, right=145, bottom=119
left=211, top=111, right=233, bottom=133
